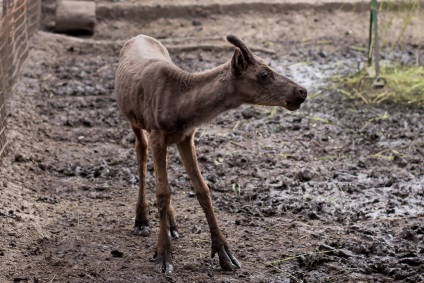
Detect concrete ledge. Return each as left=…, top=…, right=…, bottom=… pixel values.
left=55, top=0, right=96, bottom=35
left=96, top=0, right=424, bottom=21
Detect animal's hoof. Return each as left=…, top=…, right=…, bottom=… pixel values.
left=151, top=252, right=174, bottom=274
left=133, top=225, right=150, bottom=236
left=155, top=260, right=174, bottom=274
left=212, top=243, right=241, bottom=271
left=168, top=228, right=180, bottom=239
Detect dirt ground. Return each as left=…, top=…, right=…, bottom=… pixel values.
left=1, top=1, right=424, bottom=283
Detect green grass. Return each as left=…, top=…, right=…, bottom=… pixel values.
left=333, top=1, right=423, bottom=105
left=378, top=0, right=422, bottom=49
left=332, top=65, right=424, bottom=105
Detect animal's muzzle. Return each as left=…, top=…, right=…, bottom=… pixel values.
left=296, top=86, right=307, bottom=100
left=290, top=86, right=307, bottom=104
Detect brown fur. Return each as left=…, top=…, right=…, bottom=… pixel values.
left=114, top=34, right=307, bottom=273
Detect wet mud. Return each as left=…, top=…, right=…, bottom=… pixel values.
left=1, top=2, right=424, bottom=283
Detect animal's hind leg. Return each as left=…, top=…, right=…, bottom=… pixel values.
left=150, top=130, right=173, bottom=273
left=168, top=202, right=179, bottom=239
left=132, top=127, right=178, bottom=238
left=132, top=127, right=150, bottom=236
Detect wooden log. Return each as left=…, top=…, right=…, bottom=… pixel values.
left=55, top=0, right=96, bottom=35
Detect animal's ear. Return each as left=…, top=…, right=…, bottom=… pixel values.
left=231, top=48, right=247, bottom=77
left=227, top=34, right=254, bottom=64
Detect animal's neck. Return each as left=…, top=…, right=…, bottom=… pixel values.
left=176, top=62, right=242, bottom=127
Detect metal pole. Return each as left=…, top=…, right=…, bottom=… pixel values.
left=373, top=0, right=380, bottom=79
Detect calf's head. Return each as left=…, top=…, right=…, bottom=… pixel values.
left=227, top=34, right=307, bottom=111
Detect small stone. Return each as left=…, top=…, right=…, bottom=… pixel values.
left=111, top=250, right=123, bottom=258
left=241, top=109, right=254, bottom=119
left=190, top=226, right=201, bottom=234
left=296, top=169, right=313, bottom=182
left=14, top=154, right=26, bottom=163
left=318, top=50, right=328, bottom=58
left=308, top=211, right=320, bottom=220
left=192, top=19, right=202, bottom=26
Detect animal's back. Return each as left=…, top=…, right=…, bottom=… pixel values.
left=115, top=35, right=173, bottom=130
left=120, top=35, right=172, bottom=62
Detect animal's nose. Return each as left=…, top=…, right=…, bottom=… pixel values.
left=296, top=87, right=307, bottom=100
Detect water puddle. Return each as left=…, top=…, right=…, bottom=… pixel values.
left=274, top=58, right=359, bottom=92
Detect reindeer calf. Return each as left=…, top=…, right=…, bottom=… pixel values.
left=114, top=34, right=307, bottom=273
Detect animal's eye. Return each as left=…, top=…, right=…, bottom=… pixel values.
left=261, top=72, right=268, bottom=79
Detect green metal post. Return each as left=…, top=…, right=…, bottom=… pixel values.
left=372, top=0, right=380, bottom=79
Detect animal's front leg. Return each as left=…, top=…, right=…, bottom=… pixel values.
left=177, top=133, right=241, bottom=271
left=150, top=130, right=173, bottom=273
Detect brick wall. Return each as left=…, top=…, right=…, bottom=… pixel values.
left=0, top=0, right=41, bottom=160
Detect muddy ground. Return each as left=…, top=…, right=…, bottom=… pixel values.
left=1, top=1, right=424, bottom=283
